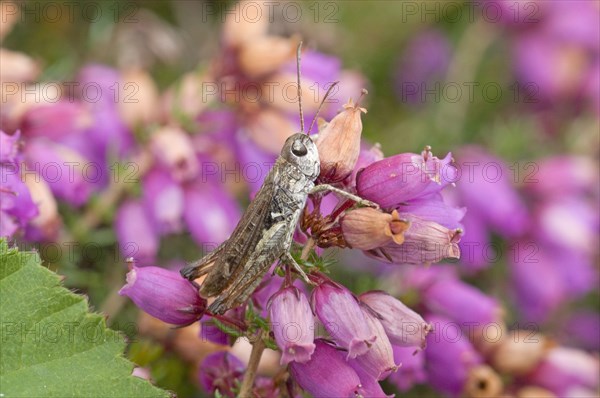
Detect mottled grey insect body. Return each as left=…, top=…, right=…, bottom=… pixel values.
left=180, top=133, right=319, bottom=314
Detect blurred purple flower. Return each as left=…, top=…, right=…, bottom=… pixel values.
left=311, top=280, right=377, bottom=358
left=183, top=182, right=241, bottom=246
left=289, top=339, right=362, bottom=398
left=115, top=199, right=159, bottom=264
left=394, top=29, right=452, bottom=106
left=142, top=167, right=185, bottom=235
left=456, top=146, right=529, bottom=238
left=23, top=138, right=96, bottom=207
left=524, top=155, right=599, bottom=198
left=269, top=286, right=316, bottom=365
left=198, top=351, right=245, bottom=397
left=526, top=347, right=599, bottom=397
left=422, top=278, right=501, bottom=327
left=199, top=317, right=229, bottom=346
left=424, top=315, right=483, bottom=397
left=388, top=346, right=427, bottom=392
left=509, top=240, right=566, bottom=323
left=119, top=265, right=206, bottom=325
left=559, top=311, right=600, bottom=351
left=21, top=101, right=90, bottom=141
left=77, top=64, right=134, bottom=160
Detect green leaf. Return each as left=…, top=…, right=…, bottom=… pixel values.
left=0, top=239, right=170, bottom=398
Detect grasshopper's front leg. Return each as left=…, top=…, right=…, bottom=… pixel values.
left=281, top=252, right=313, bottom=285
left=310, top=184, right=380, bottom=209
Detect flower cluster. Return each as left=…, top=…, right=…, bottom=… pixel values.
left=0, top=131, right=38, bottom=238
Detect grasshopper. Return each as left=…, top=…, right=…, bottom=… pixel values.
left=181, top=43, right=375, bottom=314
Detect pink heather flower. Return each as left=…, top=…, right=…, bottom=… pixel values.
left=356, top=148, right=457, bottom=209
left=370, top=214, right=461, bottom=265
left=527, top=347, right=600, bottom=397
left=350, top=305, right=398, bottom=380
left=115, top=200, right=159, bottom=264
left=23, top=138, right=96, bottom=207
left=142, top=167, right=185, bottom=235
left=183, top=182, right=241, bottom=246
left=343, top=143, right=384, bottom=192
left=289, top=339, right=362, bottom=398
left=268, top=286, right=316, bottom=365
left=397, top=192, right=466, bottom=230
left=348, top=360, right=394, bottom=398
left=425, top=315, right=483, bottom=397
left=197, top=351, right=245, bottom=397
left=312, top=280, right=377, bottom=358
left=359, top=290, right=431, bottom=349
left=119, top=265, right=206, bottom=326
left=394, top=29, right=452, bottom=105
left=388, top=346, right=427, bottom=392
left=422, top=278, right=501, bottom=327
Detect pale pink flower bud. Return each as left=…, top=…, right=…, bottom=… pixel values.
left=222, top=0, right=269, bottom=47
left=491, top=330, right=549, bottom=375
left=22, top=172, right=61, bottom=241
left=316, top=97, right=366, bottom=183
left=0, top=49, right=39, bottom=82
left=0, top=2, right=19, bottom=40
left=246, top=108, right=296, bottom=154
left=341, top=208, right=410, bottom=250
left=262, top=73, right=321, bottom=114
left=150, top=126, right=199, bottom=182
left=269, top=286, right=316, bottom=365
left=161, top=72, right=213, bottom=121
left=360, top=290, right=431, bottom=348
left=238, top=36, right=296, bottom=78
left=117, top=68, right=159, bottom=128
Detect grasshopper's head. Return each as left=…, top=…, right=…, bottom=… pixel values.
left=281, top=133, right=320, bottom=180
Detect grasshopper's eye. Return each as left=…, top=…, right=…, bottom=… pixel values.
left=291, top=140, right=308, bottom=157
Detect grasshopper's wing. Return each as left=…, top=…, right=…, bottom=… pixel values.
left=208, top=220, right=288, bottom=314
left=199, top=170, right=280, bottom=298
left=180, top=243, right=227, bottom=280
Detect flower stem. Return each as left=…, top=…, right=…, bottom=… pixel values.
left=237, top=238, right=316, bottom=396
left=238, top=330, right=266, bottom=398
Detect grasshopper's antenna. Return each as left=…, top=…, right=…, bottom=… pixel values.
left=296, top=41, right=305, bottom=134
left=307, top=81, right=339, bottom=135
